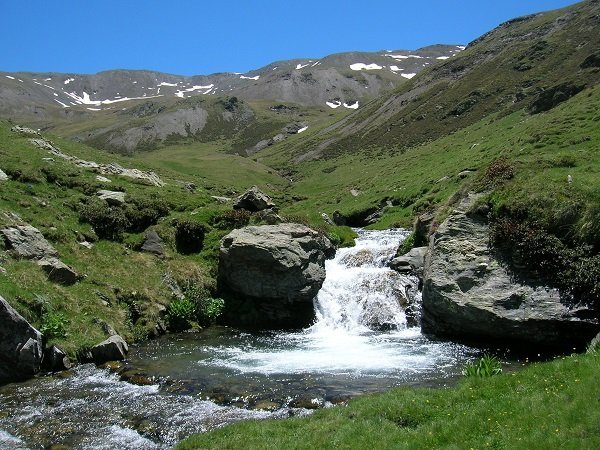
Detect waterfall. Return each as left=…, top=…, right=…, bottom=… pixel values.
left=310, top=229, right=420, bottom=334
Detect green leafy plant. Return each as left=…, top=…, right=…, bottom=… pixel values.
left=396, top=232, right=415, bottom=256
left=40, top=311, right=68, bottom=340
left=463, top=354, right=502, bottom=377
left=166, top=297, right=196, bottom=331
left=198, top=297, right=225, bottom=326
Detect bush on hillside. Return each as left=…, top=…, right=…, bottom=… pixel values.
left=125, top=193, right=171, bottom=232
left=172, top=219, right=207, bottom=254
left=78, top=197, right=130, bottom=241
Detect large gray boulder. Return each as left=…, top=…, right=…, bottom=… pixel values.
left=84, top=335, right=129, bottom=364
left=218, top=223, right=334, bottom=328
left=1, top=225, right=59, bottom=259
left=0, top=295, right=44, bottom=383
left=422, top=194, right=599, bottom=348
left=1, top=224, right=79, bottom=284
left=233, top=186, right=276, bottom=212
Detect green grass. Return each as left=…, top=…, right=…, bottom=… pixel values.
left=177, top=351, right=600, bottom=449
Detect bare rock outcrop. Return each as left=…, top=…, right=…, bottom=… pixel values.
left=218, top=223, right=334, bottom=328
left=0, top=295, right=44, bottom=383
left=422, top=194, right=598, bottom=348
left=233, top=186, right=276, bottom=212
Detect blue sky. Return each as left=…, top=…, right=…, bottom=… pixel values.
left=2, top=0, right=581, bottom=75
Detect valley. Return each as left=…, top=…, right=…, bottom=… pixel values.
left=0, top=1, right=599, bottom=449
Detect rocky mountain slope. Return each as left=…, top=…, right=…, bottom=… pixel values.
left=281, top=0, right=600, bottom=161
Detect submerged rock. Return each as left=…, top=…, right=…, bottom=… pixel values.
left=422, top=194, right=599, bottom=348
left=0, top=295, right=44, bottom=383
left=83, top=335, right=129, bottom=364
left=218, top=223, right=334, bottom=329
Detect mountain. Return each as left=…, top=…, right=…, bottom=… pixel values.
left=284, top=0, right=600, bottom=161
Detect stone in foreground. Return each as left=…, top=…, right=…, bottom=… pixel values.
left=0, top=295, right=44, bottom=383
left=218, top=223, right=334, bottom=329
left=422, top=194, right=599, bottom=348
left=87, top=335, right=129, bottom=364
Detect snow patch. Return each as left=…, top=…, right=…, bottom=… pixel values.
left=401, top=73, right=416, bottom=79
left=457, top=45, right=466, bottom=50
left=350, top=63, right=383, bottom=71
left=295, top=63, right=310, bottom=70
left=297, top=126, right=308, bottom=133
left=158, top=82, right=178, bottom=87
left=87, top=108, right=101, bottom=111
left=65, top=91, right=164, bottom=106
left=386, top=54, right=408, bottom=59
left=343, top=101, right=359, bottom=110
left=64, top=78, right=75, bottom=84
left=5, top=75, right=15, bottom=80
left=408, top=55, right=423, bottom=59
left=54, top=99, right=69, bottom=108
left=174, top=84, right=214, bottom=98
left=436, top=56, right=450, bottom=60
left=311, top=61, right=321, bottom=67
left=44, top=77, right=52, bottom=81
left=326, top=101, right=341, bottom=109
left=389, top=65, right=403, bottom=72
left=240, top=75, right=260, bottom=80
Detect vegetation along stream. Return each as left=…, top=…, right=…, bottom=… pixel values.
left=0, top=229, right=485, bottom=449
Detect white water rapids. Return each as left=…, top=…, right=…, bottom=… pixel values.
left=0, top=229, right=479, bottom=449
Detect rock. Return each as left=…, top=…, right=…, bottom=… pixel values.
left=350, top=189, right=360, bottom=197
left=1, top=225, right=59, bottom=259
left=390, top=246, right=428, bottom=277
left=233, top=186, right=276, bottom=212
left=43, top=345, right=71, bottom=372
left=140, top=229, right=165, bottom=256
left=88, top=335, right=128, bottom=364
left=218, top=223, right=334, bottom=329
left=321, top=213, right=334, bottom=225
left=95, top=175, right=111, bottom=183
left=587, top=332, right=600, bottom=354
left=0, top=169, right=8, bottom=182
left=0, top=295, right=44, bottom=383
left=11, top=125, right=39, bottom=135
left=414, top=211, right=435, bottom=246
left=363, top=209, right=382, bottom=225
left=422, top=194, right=599, bottom=348
left=97, top=190, right=126, bottom=206
left=256, top=208, right=282, bottom=225
left=457, top=170, right=475, bottom=179
left=38, top=257, right=79, bottom=285
left=332, top=210, right=346, bottom=226
left=211, top=195, right=232, bottom=204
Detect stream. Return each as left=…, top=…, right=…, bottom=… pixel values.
left=0, top=229, right=482, bottom=449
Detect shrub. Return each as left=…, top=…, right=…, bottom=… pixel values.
left=463, top=354, right=502, bottom=377
left=125, top=194, right=171, bottom=232
left=479, top=157, right=514, bottom=189
left=181, top=281, right=224, bottom=326
left=397, top=232, right=415, bottom=256
left=326, top=231, right=342, bottom=247
left=173, top=219, right=207, bottom=254
left=213, top=209, right=251, bottom=229
left=78, top=197, right=130, bottom=241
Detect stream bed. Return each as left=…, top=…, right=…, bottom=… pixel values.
left=0, top=229, right=487, bottom=449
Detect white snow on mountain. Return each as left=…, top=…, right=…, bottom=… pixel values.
left=158, top=82, right=178, bottom=87
left=350, top=63, right=383, bottom=71
left=5, top=75, right=15, bottom=80
left=389, top=65, right=403, bottom=72
left=343, top=101, right=359, bottom=109
left=297, top=126, right=308, bottom=133
left=326, top=100, right=341, bottom=109
left=64, top=78, right=75, bottom=84
left=436, top=56, right=450, bottom=60
left=295, top=63, right=310, bottom=70
left=401, top=73, right=416, bottom=79
left=240, top=75, right=260, bottom=80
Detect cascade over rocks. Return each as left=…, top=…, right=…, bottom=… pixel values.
left=218, top=223, right=334, bottom=329
left=0, top=295, right=44, bottom=383
left=422, top=194, right=599, bottom=348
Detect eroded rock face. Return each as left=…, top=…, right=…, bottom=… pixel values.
left=0, top=295, right=44, bottom=383
left=80, top=335, right=129, bottom=364
left=422, top=194, right=598, bottom=348
left=218, top=223, right=334, bottom=329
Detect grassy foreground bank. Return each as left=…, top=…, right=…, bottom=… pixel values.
left=177, top=351, right=600, bottom=449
